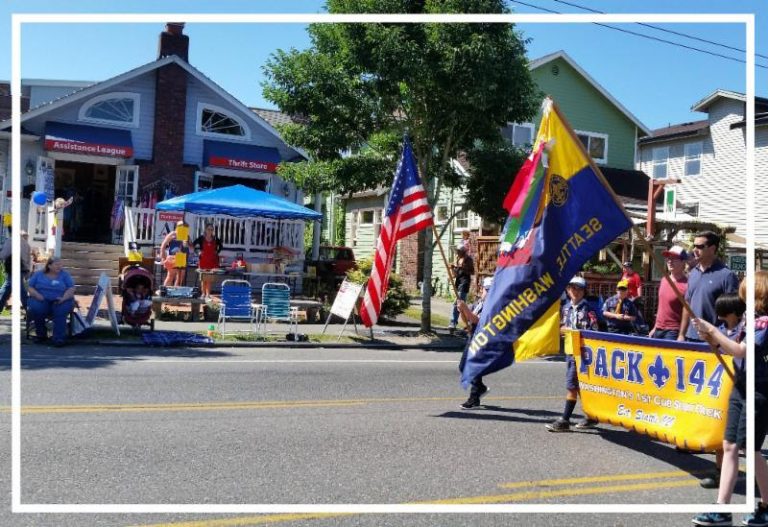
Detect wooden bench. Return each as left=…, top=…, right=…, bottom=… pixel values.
left=151, top=297, right=206, bottom=322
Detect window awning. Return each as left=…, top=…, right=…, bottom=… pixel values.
left=44, top=121, right=133, bottom=158
left=203, top=140, right=281, bottom=173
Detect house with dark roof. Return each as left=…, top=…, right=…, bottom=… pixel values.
left=636, top=89, right=768, bottom=251
left=0, top=23, right=311, bottom=293
left=378, top=50, right=653, bottom=293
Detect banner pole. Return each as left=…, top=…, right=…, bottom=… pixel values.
left=431, top=224, right=469, bottom=328
left=550, top=100, right=734, bottom=383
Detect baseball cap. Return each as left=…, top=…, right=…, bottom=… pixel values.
left=482, top=277, right=494, bottom=290
left=568, top=276, right=586, bottom=289
left=662, top=245, right=689, bottom=260
left=617, top=279, right=629, bottom=289
left=622, top=261, right=633, bottom=267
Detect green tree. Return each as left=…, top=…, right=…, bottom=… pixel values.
left=263, top=0, right=538, bottom=331
left=464, top=138, right=529, bottom=226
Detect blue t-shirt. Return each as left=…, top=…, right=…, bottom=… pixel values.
left=29, top=270, right=74, bottom=301
left=684, top=261, right=739, bottom=340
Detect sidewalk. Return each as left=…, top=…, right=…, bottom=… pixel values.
left=0, top=293, right=467, bottom=350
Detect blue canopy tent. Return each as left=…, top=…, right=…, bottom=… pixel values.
left=155, top=184, right=322, bottom=221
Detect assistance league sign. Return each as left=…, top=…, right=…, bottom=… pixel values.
left=565, top=330, right=733, bottom=451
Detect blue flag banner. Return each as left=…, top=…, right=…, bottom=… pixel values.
left=461, top=99, right=632, bottom=388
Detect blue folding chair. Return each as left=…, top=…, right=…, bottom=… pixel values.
left=218, top=280, right=259, bottom=334
left=260, top=282, right=298, bottom=338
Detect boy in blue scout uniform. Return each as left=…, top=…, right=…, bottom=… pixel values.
left=547, top=275, right=599, bottom=432
left=602, top=279, right=639, bottom=334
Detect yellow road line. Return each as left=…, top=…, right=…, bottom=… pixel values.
left=0, top=395, right=559, bottom=415
left=426, top=478, right=698, bottom=505
left=130, top=471, right=704, bottom=527
left=129, top=513, right=351, bottom=527
left=498, top=468, right=709, bottom=489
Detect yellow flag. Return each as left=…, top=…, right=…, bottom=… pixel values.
left=513, top=302, right=561, bottom=362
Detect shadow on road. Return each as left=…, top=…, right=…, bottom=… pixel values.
left=0, top=344, right=232, bottom=371
left=596, top=427, right=746, bottom=496
left=437, top=407, right=561, bottom=424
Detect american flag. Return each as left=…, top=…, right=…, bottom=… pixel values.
left=360, top=137, right=433, bottom=327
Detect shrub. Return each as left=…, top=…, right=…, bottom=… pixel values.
left=346, top=258, right=410, bottom=320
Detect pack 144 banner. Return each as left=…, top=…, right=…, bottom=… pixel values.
left=565, top=329, right=733, bottom=451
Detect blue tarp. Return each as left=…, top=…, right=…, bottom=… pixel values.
left=155, top=184, right=322, bottom=221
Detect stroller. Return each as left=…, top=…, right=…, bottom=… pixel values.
left=119, top=263, right=155, bottom=331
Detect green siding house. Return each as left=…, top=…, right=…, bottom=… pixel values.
left=339, top=50, right=650, bottom=293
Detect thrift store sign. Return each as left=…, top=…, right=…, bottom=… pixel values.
left=566, top=330, right=732, bottom=451
left=207, top=156, right=277, bottom=173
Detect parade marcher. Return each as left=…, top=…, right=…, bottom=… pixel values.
left=449, top=244, right=474, bottom=332
left=602, top=280, right=638, bottom=334
left=678, top=231, right=739, bottom=343
left=621, top=260, right=643, bottom=300
left=193, top=223, right=223, bottom=299
left=457, top=276, right=493, bottom=410
left=0, top=228, right=31, bottom=311
left=546, top=276, right=600, bottom=432
left=649, top=245, right=689, bottom=340
left=691, top=274, right=768, bottom=527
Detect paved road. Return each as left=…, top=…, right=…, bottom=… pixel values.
left=0, top=343, right=756, bottom=526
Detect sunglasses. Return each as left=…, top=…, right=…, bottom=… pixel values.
left=693, top=243, right=710, bottom=250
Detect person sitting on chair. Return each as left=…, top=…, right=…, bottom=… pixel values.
left=27, top=257, right=76, bottom=347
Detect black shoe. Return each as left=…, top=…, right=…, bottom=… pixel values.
left=700, top=474, right=720, bottom=489
left=460, top=385, right=488, bottom=410
left=575, top=418, right=598, bottom=430
left=546, top=418, right=571, bottom=432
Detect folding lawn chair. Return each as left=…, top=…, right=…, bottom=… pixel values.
left=217, top=280, right=259, bottom=335
left=260, top=282, right=298, bottom=339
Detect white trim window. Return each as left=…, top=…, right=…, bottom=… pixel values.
left=454, top=209, right=469, bottom=230
left=196, top=103, right=251, bottom=140
left=575, top=130, right=609, bottom=164
left=502, top=122, right=535, bottom=148
left=435, top=204, right=449, bottom=224
left=359, top=209, right=375, bottom=225
left=79, top=92, right=140, bottom=127
left=684, top=142, right=703, bottom=177
left=652, top=146, right=669, bottom=179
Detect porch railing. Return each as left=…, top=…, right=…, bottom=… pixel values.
left=124, top=206, right=305, bottom=257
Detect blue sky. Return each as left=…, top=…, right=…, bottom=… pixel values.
left=1, top=0, right=766, bottom=130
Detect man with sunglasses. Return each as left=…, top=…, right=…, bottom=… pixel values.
left=678, top=231, right=739, bottom=343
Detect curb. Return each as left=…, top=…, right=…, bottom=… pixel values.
left=83, top=339, right=465, bottom=351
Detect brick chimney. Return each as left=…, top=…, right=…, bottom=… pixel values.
left=158, top=22, right=189, bottom=61
left=145, top=23, right=195, bottom=194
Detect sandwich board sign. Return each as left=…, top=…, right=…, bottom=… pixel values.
left=85, top=272, right=120, bottom=335
left=321, top=279, right=364, bottom=341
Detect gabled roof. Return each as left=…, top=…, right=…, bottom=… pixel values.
left=2, top=55, right=307, bottom=161
left=637, top=119, right=709, bottom=145
left=529, top=50, right=651, bottom=136
left=691, top=89, right=768, bottom=113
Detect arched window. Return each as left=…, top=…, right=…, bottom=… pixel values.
left=197, top=103, right=250, bottom=139
left=79, top=92, right=140, bottom=127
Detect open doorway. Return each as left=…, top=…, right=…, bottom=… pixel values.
left=55, top=161, right=116, bottom=243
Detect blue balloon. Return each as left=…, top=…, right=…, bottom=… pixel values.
left=32, top=191, right=46, bottom=206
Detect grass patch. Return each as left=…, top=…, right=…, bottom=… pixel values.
left=403, top=306, right=450, bottom=328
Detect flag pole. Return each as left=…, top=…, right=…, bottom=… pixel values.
left=550, top=99, right=735, bottom=383
left=431, top=224, right=469, bottom=328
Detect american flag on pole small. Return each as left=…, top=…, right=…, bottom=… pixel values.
left=360, top=136, right=434, bottom=327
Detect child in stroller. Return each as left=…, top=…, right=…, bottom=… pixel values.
left=121, top=264, right=155, bottom=330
